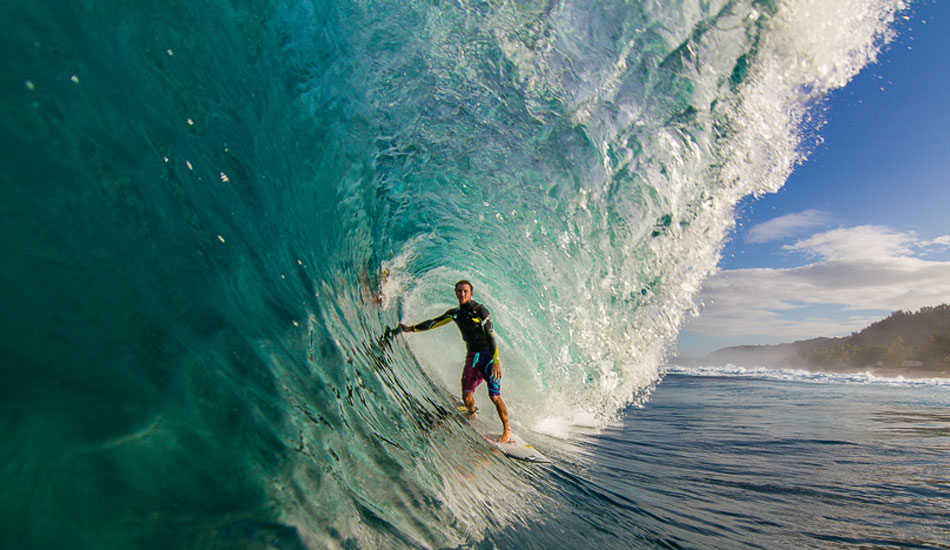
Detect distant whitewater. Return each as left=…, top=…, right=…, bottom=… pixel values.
left=666, top=364, right=950, bottom=388
left=0, top=0, right=908, bottom=548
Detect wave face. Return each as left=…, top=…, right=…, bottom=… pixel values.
left=0, top=0, right=904, bottom=547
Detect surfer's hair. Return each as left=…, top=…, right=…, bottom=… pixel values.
left=455, top=280, right=473, bottom=292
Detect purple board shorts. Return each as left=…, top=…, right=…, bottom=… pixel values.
left=461, top=348, right=500, bottom=397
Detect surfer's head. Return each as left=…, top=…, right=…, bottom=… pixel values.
left=454, top=280, right=473, bottom=305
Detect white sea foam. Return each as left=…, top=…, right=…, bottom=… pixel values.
left=665, top=363, right=950, bottom=388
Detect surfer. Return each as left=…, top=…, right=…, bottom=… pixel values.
left=398, top=280, right=512, bottom=443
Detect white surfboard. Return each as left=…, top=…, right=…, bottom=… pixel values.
left=453, top=400, right=551, bottom=463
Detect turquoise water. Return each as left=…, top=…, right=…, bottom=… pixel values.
left=1, top=0, right=912, bottom=548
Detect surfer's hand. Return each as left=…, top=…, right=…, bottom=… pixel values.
left=491, top=362, right=501, bottom=381
left=397, top=323, right=410, bottom=333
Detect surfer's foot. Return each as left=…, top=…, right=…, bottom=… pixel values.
left=497, top=430, right=512, bottom=443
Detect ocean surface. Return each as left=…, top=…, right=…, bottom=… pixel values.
left=471, top=367, right=950, bottom=550
left=0, top=0, right=933, bottom=548
left=615, top=368, right=950, bottom=550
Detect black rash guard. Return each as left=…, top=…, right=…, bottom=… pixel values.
left=404, top=300, right=498, bottom=361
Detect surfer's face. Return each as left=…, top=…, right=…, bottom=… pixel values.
left=455, top=283, right=472, bottom=305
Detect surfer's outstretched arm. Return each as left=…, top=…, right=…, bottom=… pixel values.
left=399, top=309, right=455, bottom=333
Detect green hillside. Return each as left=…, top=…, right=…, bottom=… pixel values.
left=800, top=305, right=950, bottom=370
left=704, top=305, right=950, bottom=377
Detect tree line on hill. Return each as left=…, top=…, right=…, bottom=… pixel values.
left=698, top=305, right=950, bottom=376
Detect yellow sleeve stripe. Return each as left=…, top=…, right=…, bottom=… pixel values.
left=428, top=317, right=454, bottom=329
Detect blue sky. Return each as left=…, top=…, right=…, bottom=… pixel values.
left=678, top=0, right=950, bottom=357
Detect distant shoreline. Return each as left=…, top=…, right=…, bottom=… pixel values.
left=684, top=305, right=950, bottom=380
left=672, top=360, right=950, bottom=380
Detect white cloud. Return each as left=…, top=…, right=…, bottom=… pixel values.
left=783, top=225, right=914, bottom=260
left=745, top=209, right=832, bottom=244
left=921, top=235, right=950, bottom=248
left=686, top=225, right=950, bottom=340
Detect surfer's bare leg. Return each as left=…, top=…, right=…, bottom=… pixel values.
left=489, top=395, right=512, bottom=443
left=462, top=391, right=477, bottom=415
